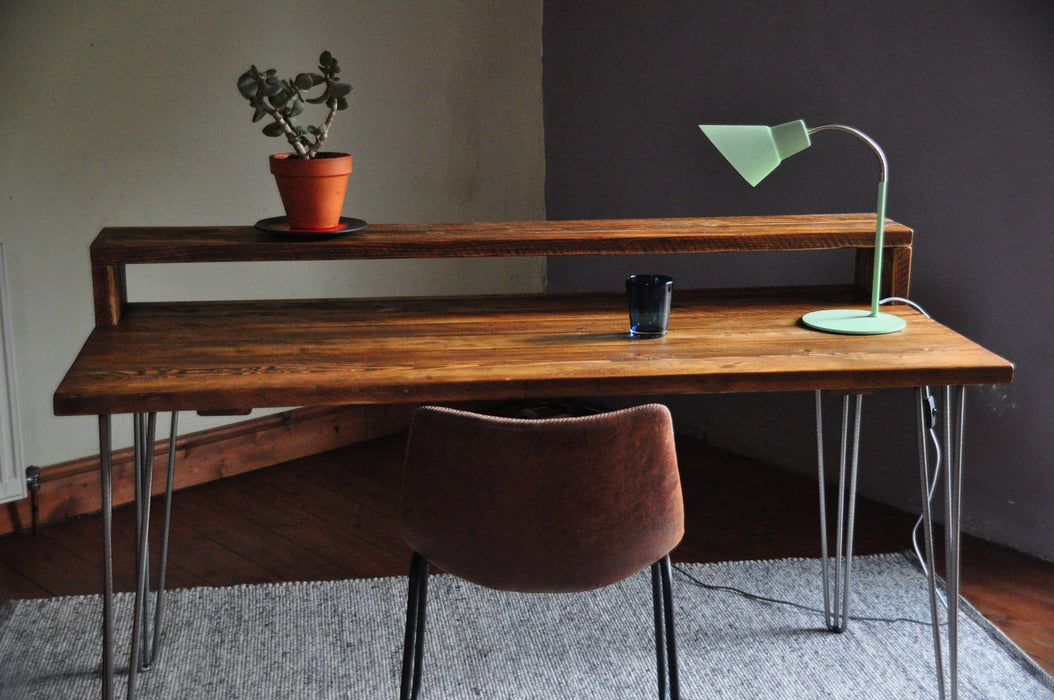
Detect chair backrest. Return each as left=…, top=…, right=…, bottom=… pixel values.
left=400, top=404, right=684, bottom=593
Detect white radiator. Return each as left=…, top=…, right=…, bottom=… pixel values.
left=0, top=245, right=26, bottom=503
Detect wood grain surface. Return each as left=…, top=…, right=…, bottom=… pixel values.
left=91, top=215, right=912, bottom=263
left=55, top=286, right=1012, bottom=416
left=88, top=215, right=913, bottom=324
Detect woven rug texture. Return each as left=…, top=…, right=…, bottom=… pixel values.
left=1, top=553, right=1051, bottom=699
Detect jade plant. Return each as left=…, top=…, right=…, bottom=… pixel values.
left=237, top=50, right=351, bottom=159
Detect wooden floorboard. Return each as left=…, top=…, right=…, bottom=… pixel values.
left=0, top=431, right=1051, bottom=676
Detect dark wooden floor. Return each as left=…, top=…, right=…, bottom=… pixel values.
left=1, top=431, right=1051, bottom=675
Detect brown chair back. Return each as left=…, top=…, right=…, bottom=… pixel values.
left=400, top=404, right=684, bottom=593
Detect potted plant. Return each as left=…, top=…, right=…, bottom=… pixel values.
left=237, top=50, right=353, bottom=230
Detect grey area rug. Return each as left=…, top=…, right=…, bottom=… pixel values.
left=1, top=553, right=1051, bottom=699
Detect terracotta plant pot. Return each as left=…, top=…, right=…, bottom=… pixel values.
left=269, top=152, right=352, bottom=230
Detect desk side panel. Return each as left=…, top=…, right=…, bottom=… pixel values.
left=91, top=263, right=126, bottom=326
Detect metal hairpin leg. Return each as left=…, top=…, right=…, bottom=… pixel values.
left=99, top=415, right=115, bottom=700
left=98, top=411, right=179, bottom=700
left=815, top=391, right=863, bottom=633
left=916, top=386, right=965, bottom=700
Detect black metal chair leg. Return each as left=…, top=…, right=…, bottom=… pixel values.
left=411, top=559, right=429, bottom=698
left=652, top=562, right=667, bottom=699
left=404, top=552, right=674, bottom=698
left=660, top=554, right=680, bottom=699
left=401, top=552, right=430, bottom=700
left=652, top=555, right=680, bottom=700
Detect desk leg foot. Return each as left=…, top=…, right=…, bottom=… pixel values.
left=815, top=391, right=863, bottom=633
left=916, top=386, right=965, bottom=700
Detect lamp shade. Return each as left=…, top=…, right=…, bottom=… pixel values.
left=698, top=120, right=811, bottom=186
left=698, top=119, right=906, bottom=335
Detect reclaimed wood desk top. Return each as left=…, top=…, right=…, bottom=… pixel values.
left=54, top=286, right=1013, bottom=417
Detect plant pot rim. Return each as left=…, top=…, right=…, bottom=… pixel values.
left=269, top=152, right=352, bottom=177
left=270, top=151, right=351, bottom=160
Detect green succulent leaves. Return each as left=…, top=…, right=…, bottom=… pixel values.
left=236, top=51, right=352, bottom=158
left=261, top=122, right=285, bottom=137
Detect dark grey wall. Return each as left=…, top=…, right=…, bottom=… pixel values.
left=542, top=2, right=1054, bottom=559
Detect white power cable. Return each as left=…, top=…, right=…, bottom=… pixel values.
left=881, top=296, right=947, bottom=610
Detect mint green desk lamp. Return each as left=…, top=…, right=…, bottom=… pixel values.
left=699, top=120, right=906, bottom=335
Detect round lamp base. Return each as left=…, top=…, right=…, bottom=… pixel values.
left=801, top=309, right=906, bottom=335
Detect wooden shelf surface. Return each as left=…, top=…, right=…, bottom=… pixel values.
left=91, top=214, right=911, bottom=264
left=88, top=214, right=914, bottom=325
left=55, top=286, right=1012, bottom=416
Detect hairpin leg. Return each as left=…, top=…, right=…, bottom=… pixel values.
left=916, top=386, right=965, bottom=700
left=98, top=415, right=115, bottom=700
left=127, top=412, right=179, bottom=698
left=149, top=411, right=179, bottom=665
left=815, top=391, right=863, bottom=633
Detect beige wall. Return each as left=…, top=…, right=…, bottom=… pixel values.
left=0, top=1, right=545, bottom=470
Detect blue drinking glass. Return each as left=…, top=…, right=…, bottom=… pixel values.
left=626, top=274, right=673, bottom=338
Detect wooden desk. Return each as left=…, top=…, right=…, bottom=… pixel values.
left=54, top=216, right=1008, bottom=700
left=55, top=286, right=1008, bottom=416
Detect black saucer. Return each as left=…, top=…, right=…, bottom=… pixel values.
left=254, top=216, right=368, bottom=238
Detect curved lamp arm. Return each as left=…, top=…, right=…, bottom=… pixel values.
left=808, top=125, right=888, bottom=319
left=807, top=124, right=888, bottom=182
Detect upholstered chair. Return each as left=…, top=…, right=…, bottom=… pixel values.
left=398, top=403, right=684, bottom=699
